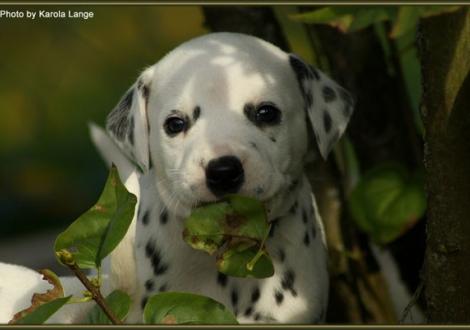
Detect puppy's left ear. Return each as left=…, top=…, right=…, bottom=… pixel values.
left=289, top=54, right=355, bottom=159
left=105, top=67, right=154, bottom=172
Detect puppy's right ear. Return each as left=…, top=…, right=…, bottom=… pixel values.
left=105, top=67, right=154, bottom=172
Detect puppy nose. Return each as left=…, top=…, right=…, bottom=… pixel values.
left=206, top=156, right=244, bottom=197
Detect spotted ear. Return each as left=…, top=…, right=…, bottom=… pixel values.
left=289, top=54, right=355, bottom=159
left=105, top=67, right=154, bottom=172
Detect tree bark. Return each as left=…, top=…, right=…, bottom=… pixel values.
left=311, top=18, right=427, bottom=298
left=202, top=6, right=289, bottom=50
left=419, top=8, right=470, bottom=323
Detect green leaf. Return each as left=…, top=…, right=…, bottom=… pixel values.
left=227, top=195, right=267, bottom=240
left=420, top=5, right=462, bottom=18
left=291, top=6, right=461, bottom=37
left=143, top=292, right=238, bottom=324
left=9, top=269, right=68, bottom=324
left=348, top=7, right=393, bottom=32
left=183, top=195, right=273, bottom=278
left=349, top=164, right=426, bottom=244
left=84, top=290, right=131, bottom=324
left=291, top=6, right=395, bottom=33
left=390, top=6, right=422, bottom=38
left=182, top=201, right=231, bottom=254
left=54, top=165, right=137, bottom=269
left=290, top=7, right=358, bottom=32
left=216, top=240, right=274, bottom=278
left=12, top=296, right=71, bottom=324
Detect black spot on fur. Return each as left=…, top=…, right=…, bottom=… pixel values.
left=289, top=55, right=313, bottom=81
left=121, top=90, right=134, bottom=112
left=289, top=55, right=318, bottom=112
left=148, top=154, right=154, bottom=170
left=145, top=279, right=154, bottom=291
left=217, top=272, right=228, bottom=287
left=128, top=116, right=135, bottom=145
left=151, top=250, right=168, bottom=276
left=290, top=201, right=298, bottom=214
left=160, top=208, right=168, bottom=225
left=254, top=313, right=261, bottom=321
left=251, top=287, right=260, bottom=303
left=145, top=240, right=155, bottom=258
left=159, top=284, right=167, bottom=292
left=141, top=210, right=150, bottom=225
left=304, top=232, right=310, bottom=246
left=145, top=242, right=168, bottom=276
left=250, top=141, right=258, bottom=150
left=107, top=88, right=134, bottom=140
left=323, top=110, right=332, bottom=133
left=141, top=296, right=148, bottom=310
left=279, top=249, right=286, bottom=262
left=141, top=84, right=150, bottom=103
left=230, top=289, right=238, bottom=307
left=309, top=65, right=320, bottom=80
left=281, top=270, right=297, bottom=297
left=289, top=180, right=299, bottom=192
left=270, top=137, right=277, bottom=143
left=274, top=290, right=284, bottom=305
left=244, top=307, right=253, bottom=317
left=302, top=208, right=308, bottom=224
left=322, top=86, right=337, bottom=103
left=193, top=106, right=201, bottom=122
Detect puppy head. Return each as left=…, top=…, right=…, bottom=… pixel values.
left=105, top=33, right=354, bottom=217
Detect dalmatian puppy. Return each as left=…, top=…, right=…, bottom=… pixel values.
left=97, top=32, right=354, bottom=323
left=0, top=32, right=353, bottom=324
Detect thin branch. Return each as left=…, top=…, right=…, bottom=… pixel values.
left=66, top=262, right=123, bottom=325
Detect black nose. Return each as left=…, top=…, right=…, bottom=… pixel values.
left=206, top=156, right=244, bottom=197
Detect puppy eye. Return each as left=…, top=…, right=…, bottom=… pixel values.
left=164, top=116, right=187, bottom=136
left=255, top=104, right=281, bottom=125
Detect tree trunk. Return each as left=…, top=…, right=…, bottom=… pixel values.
left=202, top=6, right=289, bottom=50
left=419, top=8, right=470, bottom=323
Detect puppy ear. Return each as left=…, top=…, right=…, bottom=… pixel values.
left=105, top=67, right=154, bottom=172
left=288, top=54, right=355, bottom=159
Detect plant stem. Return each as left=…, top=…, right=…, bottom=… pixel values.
left=246, top=223, right=272, bottom=271
left=66, top=262, right=123, bottom=325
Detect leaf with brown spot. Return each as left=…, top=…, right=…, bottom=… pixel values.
left=9, top=269, right=71, bottom=324
left=183, top=195, right=273, bottom=278
left=162, top=315, right=177, bottom=324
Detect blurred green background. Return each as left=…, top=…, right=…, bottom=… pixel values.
left=0, top=6, right=210, bottom=237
